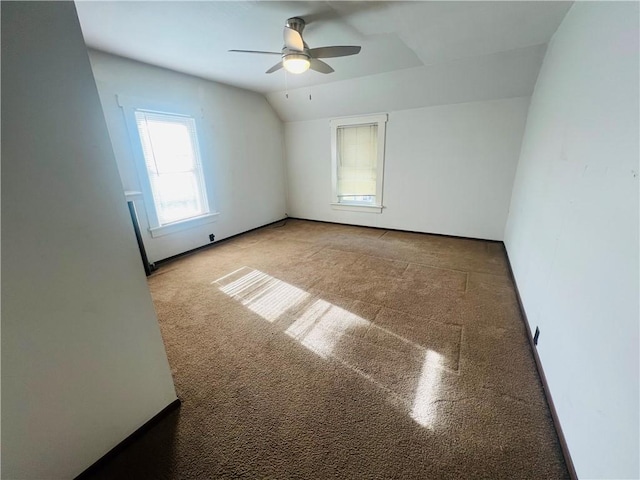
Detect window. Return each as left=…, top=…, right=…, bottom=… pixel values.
left=330, top=114, right=387, bottom=213
left=134, top=111, right=209, bottom=226
left=118, top=95, right=219, bottom=238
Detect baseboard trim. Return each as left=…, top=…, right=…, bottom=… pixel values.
left=503, top=246, right=578, bottom=480
left=75, top=398, right=181, bottom=479
left=154, top=217, right=289, bottom=266
left=286, top=216, right=503, bottom=244
left=156, top=217, right=501, bottom=269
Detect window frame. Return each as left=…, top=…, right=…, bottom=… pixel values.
left=118, top=95, right=219, bottom=237
left=330, top=114, right=388, bottom=213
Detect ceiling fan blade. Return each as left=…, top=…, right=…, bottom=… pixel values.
left=265, top=62, right=283, bottom=74
left=308, top=46, right=361, bottom=58
left=309, top=58, right=334, bottom=74
left=283, top=26, right=304, bottom=51
left=229, top=49, right=281, bottom=55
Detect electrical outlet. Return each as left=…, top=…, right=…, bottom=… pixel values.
left=533, top=326, right=540, bottom=346
left=209, top=234, right=215, bottom=242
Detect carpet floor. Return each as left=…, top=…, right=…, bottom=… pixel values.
left=86, top=219, right=568, bottom=479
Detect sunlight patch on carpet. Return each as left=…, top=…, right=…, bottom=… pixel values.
left=215, top=266, right=448, bottom=430
left=410, top=350, right=444, bottom=430
left=214, top=267, right=309, bottom=322
left=285, top=299, right=369, bottom=358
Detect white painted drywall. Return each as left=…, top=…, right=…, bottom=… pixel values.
left=2, top=3, right=178, bottom=478
left=267, top=45, right=546, bottom=123
left=504, top=3, right=639, bottom=478
left=88, top=50, right=287, bottom=263
left=285, top=97, right=530, bottom=240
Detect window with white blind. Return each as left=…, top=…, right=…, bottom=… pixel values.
left=134, top=111, right=209, bottom=226
left=330, top=114, right=387, bottom=213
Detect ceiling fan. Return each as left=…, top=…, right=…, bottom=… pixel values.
left=229, top=17, right=361, bottom=75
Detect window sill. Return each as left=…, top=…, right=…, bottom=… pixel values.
left=330, top=203, right=383, bottom=213
left=149, top=212, right=220, bottom=238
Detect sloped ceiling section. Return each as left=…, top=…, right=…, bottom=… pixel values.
left=267, top=44, right=547, bottom=122
left=346, top=1, right=569, bottom=65
left=76, top=1, right=571, bottom=99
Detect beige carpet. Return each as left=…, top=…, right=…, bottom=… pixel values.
left=86, top=219, right=568, bottom=479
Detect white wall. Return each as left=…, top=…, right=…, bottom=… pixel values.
left=2, top=3, right=178, bottom=478
left=504, top=3, right=639, bottom=479
left=286, top=97, right=530, bottom=240
left=88, top=50, right=287, bottom=263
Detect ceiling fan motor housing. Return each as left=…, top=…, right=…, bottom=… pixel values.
left=282, top=49, right=309, bottom=59
left=282, top=18, right=309, bottom=63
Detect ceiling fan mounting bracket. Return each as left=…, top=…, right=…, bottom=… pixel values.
left=286, top=17, right=306, bottom=34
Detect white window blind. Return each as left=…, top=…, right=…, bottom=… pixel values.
left=336, top=123, right=378, bottom=201
left=134, top=111, right=209, bottom=225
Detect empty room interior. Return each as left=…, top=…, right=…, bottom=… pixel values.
left=2, top=1, right=638, bottom=479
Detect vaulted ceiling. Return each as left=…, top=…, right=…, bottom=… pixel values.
left=76, top=1, right=572, bottom=95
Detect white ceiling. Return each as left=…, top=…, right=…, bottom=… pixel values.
left=76, top=1, right=572, bottom=95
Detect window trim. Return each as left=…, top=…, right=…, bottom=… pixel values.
left=330, top=113, right=388, bottom=213
left=118, top=95, right=218, bottom=237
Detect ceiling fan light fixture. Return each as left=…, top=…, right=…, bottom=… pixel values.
left=283, top=54, right=310, bottom=74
